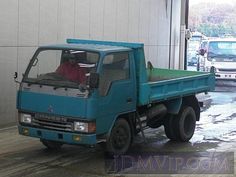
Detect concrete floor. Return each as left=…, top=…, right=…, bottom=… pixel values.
left=0, top=86, right=235, bottom=177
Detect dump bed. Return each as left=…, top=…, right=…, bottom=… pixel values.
left=138, top=68, right=215, bottom=105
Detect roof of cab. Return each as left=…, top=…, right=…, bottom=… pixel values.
left=40, top=43, right=132, bottom=53
left=39, top=39, right=144, bottom=53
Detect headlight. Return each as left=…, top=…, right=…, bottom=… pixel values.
left=19, top=113, right=32, bottom=124
left=73, top=121, right=96, bottom=133
left=74, top=122, right=88, bottom=132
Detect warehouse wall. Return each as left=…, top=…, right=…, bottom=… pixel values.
left=0, top=0, right=184, bottom=127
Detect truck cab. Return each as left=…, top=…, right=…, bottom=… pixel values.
left=199, top=38, right=236, bottom=80
left=17, top=39, right=142, bottom=153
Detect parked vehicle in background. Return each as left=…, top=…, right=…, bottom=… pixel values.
left=187, top=40, right=199, bottom=66
left=187, top=32, right=207, bottom=66
left=191, top=31, right=207, bottom=42
left=197, top=40, right=208, bottom=71
left=199, top=38, right=236, bottom=80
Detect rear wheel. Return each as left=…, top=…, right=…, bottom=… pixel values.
left=164, top=106, right=196, bottom=142
left=106, top=118, right=132, bottom=155
left=175, top=106, right=196, bottom=142
left=164, top=114, right=178, bottom=141
left=40, top=139, right=63, bottom=150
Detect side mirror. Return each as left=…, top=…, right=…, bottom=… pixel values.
left=89, top=73, right=99, bottom=89
left=14, top=72, right=18, bottom=79
left=14, top=72, right=20, bottom=84
left=199, top=48, right=206, bottom=56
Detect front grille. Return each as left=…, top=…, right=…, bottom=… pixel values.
left=32, top=113, right=73, bottom=132
left=218, top=68, right=236, bottom=72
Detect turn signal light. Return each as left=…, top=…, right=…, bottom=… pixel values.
left=73, top=135, right=81, bottom=141
left=88, top=122, right=96, bottom=133
left=22, top=128, right=29, bottom=135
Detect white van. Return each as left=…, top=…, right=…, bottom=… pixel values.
left=199, top=38, right=236, bottom=80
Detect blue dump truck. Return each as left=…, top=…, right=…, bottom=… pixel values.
left=16, top=39, right=215, bottom=155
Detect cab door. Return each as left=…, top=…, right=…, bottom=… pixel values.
left=97, top=51, right=136, bottom=133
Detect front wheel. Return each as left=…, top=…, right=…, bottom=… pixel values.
left=106, top=118, right=132, bottom=155
left=40, top=139, right=63, bottom=150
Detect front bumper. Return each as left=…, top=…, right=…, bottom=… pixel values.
left=18, top=125, right=97, bottom=145
left=215, top=72, right=236, bottom=80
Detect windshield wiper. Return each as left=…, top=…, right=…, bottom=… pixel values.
left=53, top=83, right=87, bottom=93
left=37, top=75, right=62, bottom=81
left=25, top=76, right=88, bottom=92
left=53, top=84, right=68, bottom=90
left=23, top=79, right=39, bottom=85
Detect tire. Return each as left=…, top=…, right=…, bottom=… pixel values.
left=174, top=106, right=196, bottom=142
left=106, top=118, right=132, bottom=155
left=40, top=139, right=63, bottom=150
left=164, top=114, right=178, bottom=141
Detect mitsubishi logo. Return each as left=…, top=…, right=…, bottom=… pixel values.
left=48, top=105, right=54, bottom=113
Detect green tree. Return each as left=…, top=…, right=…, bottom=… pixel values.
left=189, top=2, right=236, bottom=37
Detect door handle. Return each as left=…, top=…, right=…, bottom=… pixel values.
left=126, top=98, right=132, bottom=103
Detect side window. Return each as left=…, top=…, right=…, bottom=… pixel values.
left=99, top=52, right=130, bottom=96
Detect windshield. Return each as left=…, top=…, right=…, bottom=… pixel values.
left=207, top=41, right=236, bottom=62
left=23, top=49, right=99, bottom=88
